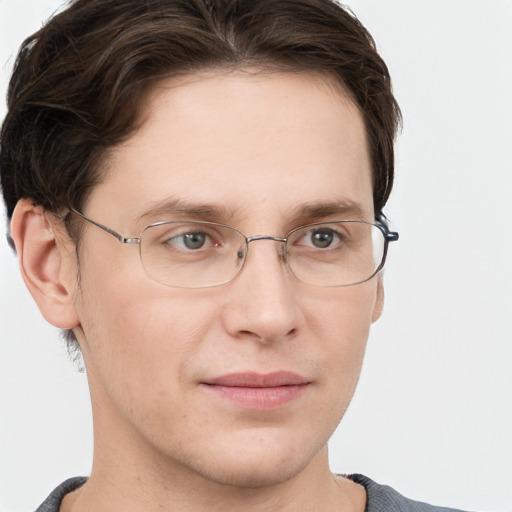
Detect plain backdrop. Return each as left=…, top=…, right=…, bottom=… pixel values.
left=1, top=1, right=511, bottom=511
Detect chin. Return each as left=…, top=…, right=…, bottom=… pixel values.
left=196, top=454, right=310, bottom=489
left=174, top=428, right=326, bottom=489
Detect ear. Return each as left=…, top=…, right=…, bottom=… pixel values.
left=10, top=199, right=80, bottom=329
left=371, top=277, right=384, bottom=323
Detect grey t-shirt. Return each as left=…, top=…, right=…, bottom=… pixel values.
left=35, top=474, right=470, bottom=512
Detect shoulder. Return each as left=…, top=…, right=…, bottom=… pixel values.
left=35, top=477, right=87, bottom=512
left=348, top=474, right=473, bottom=512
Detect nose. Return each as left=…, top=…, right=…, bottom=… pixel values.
left=221, top=238, right=302, bottom=345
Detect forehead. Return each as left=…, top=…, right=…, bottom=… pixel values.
left=91, top=70, right=373, bottom=228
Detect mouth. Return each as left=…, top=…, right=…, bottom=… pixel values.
left=200, top=372, right=310, bottom=410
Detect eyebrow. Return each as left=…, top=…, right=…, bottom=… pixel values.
left=135, top=197, right=369, bottom=226
left=292, top=200, right=368, bottom=222
left=136, top=198, right=236, bottom=224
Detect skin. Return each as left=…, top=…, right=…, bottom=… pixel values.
left=12, top=70, right=383, bottom=511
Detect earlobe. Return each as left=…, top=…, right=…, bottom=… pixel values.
left=371, top=277, right=384, bottom=323
left=10, top=199, right=80, bottom=329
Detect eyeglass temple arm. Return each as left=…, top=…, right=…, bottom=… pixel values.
left=70, top=208, right=140, bottom=244
left=69, top=208, right=399, bottom=245
left=375, top=211, right=399, bottom=242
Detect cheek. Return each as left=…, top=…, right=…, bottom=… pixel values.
left=303, top=283, right=378, bottom=394
left=74, top=282, right=225, bottom=449
left=74, top=264, right=217, bottom=396
left=305, top=281, right=377, bottom=347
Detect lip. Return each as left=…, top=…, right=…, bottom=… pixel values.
left=201, top=372, right=310, bottom=410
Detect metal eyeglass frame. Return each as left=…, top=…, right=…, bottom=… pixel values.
left=69, top=208, right=399, bottom=287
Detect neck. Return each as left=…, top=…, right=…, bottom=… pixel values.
left=63, top=432, right=365, bottom=512
left=64, top=466, right=365, bottom=512
left=62, top=371, right=366, bottom=512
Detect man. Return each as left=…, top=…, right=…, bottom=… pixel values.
left=0, top=0, right=471, bottom=510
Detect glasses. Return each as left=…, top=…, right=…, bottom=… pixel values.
left=70, top=209, right=398, bottom=288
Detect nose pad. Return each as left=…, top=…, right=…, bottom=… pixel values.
left=235, top=245, right=246, bottom=266
left=245, top=235, right=287, bottom=254
left=277, top=242, right=288, bottom=264
left=243, top=236, right=290, bottom=274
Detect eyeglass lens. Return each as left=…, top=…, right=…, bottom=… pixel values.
left=138, top=221, right=386, bottom=288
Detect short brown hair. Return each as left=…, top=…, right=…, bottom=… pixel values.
left=1, top=0, right=401, bottom=221
left=0, top=0, right=401, bottom=347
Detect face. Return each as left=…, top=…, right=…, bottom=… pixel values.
left=67, top=70, right=383, bottom=488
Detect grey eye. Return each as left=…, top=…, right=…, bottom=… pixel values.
left=181, top=232, right=207, bottom=250
left=310, top=229, right=335, bottom=248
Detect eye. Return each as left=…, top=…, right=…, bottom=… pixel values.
left=300, top=228, right=342, bottom=249
left=295, top=226, right=345, bottom=250
left=167, top=231, right=216, bottom=250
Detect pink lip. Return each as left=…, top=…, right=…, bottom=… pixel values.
left=201, top=372, right=310, bottom=410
